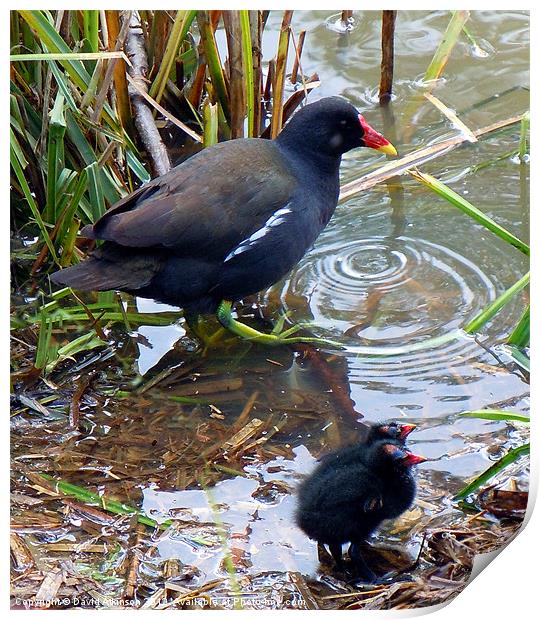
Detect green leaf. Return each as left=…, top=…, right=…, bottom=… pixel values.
left=46, top=331, right=105, bottom=373
left=148, top=10, right=197, bottom=105
left=35, top=307, right=55, bottom=370
left=56, top=169, right=88, bottom=247
left=82, top=10, right=99, bottom=54
left=459, top=410, right=530, bottom=424
left=507, top=305, right=530, bottom=348
left=203, top=101, right=219, bottom=147
left=503, top=344, right=530, bottom=373
left=519, top=111, right=529, bottom=161
left=35, top=473, right=213, bottom=545
left=10, top=51, right=129, bottom=62
left=424, top=11, right=470, bottom=81
left=126, top=150, right=150, bottom=184
left=409, top=169, right=530, bottom=256
left=44, top=91, right=67, bottom=223
left=198, top=12, right=230, bottom=121
left=454, top=444, right=530, bottom=501
left=10, top=141, right=58, bottom=262
left=240, top=11, right=255, bottom=137
left=464, top=272, right=529, bottom=333
left=86, top=162, right=105, bottom=222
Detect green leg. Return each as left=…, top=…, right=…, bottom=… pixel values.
left=183, top=309, right=201, bottom=335
left=184, top=309, right=227, bottom=346
left=216, top=300, right=342, bottom=348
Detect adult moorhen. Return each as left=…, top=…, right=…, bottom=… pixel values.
left=295, top=440, right=426, bottom=581
left=51, top=97, right=396, bottom=346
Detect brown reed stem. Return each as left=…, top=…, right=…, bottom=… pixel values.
left=379, top=10, right=397, bottom=105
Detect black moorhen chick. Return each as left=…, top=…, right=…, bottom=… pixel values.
left=51, top=97, right=396, bottom=346
left=295, top=440, right=426, bottom=581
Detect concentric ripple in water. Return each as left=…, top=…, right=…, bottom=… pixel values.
left=281, top=236, right=496, bottom=345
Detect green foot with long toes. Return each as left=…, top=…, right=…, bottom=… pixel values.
left=183, top=310, right=229, bottom=347
left=216, top=300, right=343, bottom=348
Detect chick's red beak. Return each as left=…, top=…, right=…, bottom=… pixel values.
left=403, top=452, right=427, bottom=467
left=399, top=424, right=417, bottom=439
left=359, top=114, right=397, bottom=156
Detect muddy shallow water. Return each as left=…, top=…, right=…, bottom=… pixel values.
left=11, top=10, right=529, bottom=610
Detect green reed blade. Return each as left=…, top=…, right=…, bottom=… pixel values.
left=504, top=344, right=530, bottom=373
left=10, top=126, right=28, bottom=168
left=10, top=51, right=130, bottom=62
left=83, top=10, right=99, bottom=54
left=507, top=305, right=530, bottom=348
left=453, top=444, right=530, bottom=501
left=459, top=410, right=530, bottom=424
left=424, top=10, right=469, bottom=81
left=409, top=169, right=529, bottom=256
left=464, top=272, right=529, bottom=334
left=44, top=91, right=66, bottom=223
left=56, top=169, right=88, bottom=248
left=59, top=218, right=81, bottom=267
left=519, top=111, right=529, bottom=161
left=27, top=306, right=184, bottom=327
left=198, top=12, right=230, bottom=121
left=240, top=11, right=255, bottom=137
left=148, top=10, right=196, bottom=105
left=46, top=332, right=105, bottom=373
left=86, top=161, right=106, bottom=221
left=35, top=307, right=54, bottom=370
left=203, top=100, right=219, bottom=147
left=10, top=141, right=58, bottom=262
left=126, top=150, right=151, bottom=184
left=35, top=473, right=213, bottom=545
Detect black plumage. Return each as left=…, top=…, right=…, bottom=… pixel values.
left=51, top=97, right=396, bottom=342
left=295, top=440, right=426, bottom=580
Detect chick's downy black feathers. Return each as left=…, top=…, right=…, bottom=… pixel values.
left=295, top=440, right=425, bottom=580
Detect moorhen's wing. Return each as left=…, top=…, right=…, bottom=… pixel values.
left=83, top=140, right=298, bottom=260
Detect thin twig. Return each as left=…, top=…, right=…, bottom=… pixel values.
left=290, top=29, right=306, bottom=84
left=125, top=12, right=171, bottom=176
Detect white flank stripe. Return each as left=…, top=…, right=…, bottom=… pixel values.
left=224, top=204, right=292, bottom=262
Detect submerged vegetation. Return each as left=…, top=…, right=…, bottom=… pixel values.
left=11, top=10, right=529, bottom=609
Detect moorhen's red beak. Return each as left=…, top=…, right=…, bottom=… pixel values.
left=403, top=452, right=427, bottom=467
left=399, top=423, right=417, bottom=439
left=358, top=114, right=397, bottom=156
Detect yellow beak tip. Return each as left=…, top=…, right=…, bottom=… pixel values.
left=378, top=143, right=398, bottom=157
